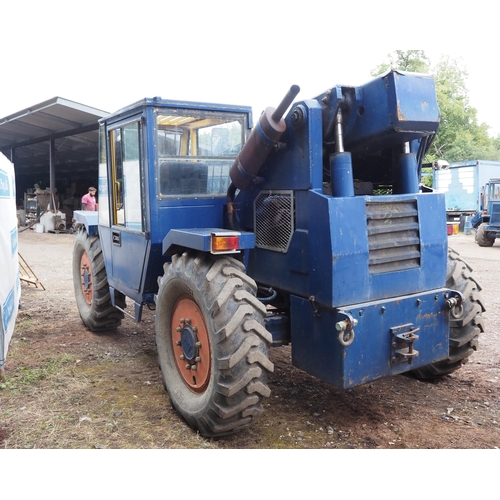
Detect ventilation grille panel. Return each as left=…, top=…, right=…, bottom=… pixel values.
left=254, top=190, right=294, bottom=253
left=366, top=200, right=421, bottom=274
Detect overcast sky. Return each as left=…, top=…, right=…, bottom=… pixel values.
left=2, top=1, right=499, bottom=136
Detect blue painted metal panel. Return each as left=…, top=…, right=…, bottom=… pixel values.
left=110, top=231, right=150, bottom=295
left=307, top=191, right=369, bottom=306
left=137, top=200, right=229, bottom=297
left=290, top=290, right=450, bottom=389
left=245, top=189, right=447, bottom=308
left=163, top=229, right=212, bottom=253
left=238, top=100, right=324, bottom=194
left=340, top=71, right=440, bottom=154
left=162, top=228, right=255, bottom=255
left=74, top=210, right=98, bottom=235
left=308, top=190, right=448, bottom=307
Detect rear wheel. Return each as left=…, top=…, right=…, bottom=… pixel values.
left=412, top=248, right=485, bottom=379
left=72, top=227, right=124, bottom=332
left=155, top=250, right=274, bottom=437
left=475, top=223, right=495, bottom=247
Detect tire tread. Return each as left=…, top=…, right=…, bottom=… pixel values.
left=156, top=250, right=273, bottom=437
left=412, top=248, right=484, bottom=379
left=73, top=228, right=123, bottom=332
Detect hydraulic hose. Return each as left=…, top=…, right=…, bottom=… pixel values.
left=226, top=182, right=240, bottom=231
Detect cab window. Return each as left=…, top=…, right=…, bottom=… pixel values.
left=109, top=121, right=144, bottom=231
left=156, top=109, right=246, bottom=198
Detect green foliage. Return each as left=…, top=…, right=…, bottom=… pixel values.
left=421, top=168, right=433, bottom=188
left=371, top=50, right=430, bottom=77
left=372, top=51, right=500, bottom=163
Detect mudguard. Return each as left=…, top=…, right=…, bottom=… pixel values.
left=73, top=210, right=98, bottom=235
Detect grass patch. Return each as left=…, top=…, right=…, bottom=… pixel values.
left=1, top=353, right=219, bottom=449
left=0, top=354, right=73, bottom=390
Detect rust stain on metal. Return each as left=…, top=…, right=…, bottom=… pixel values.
left=422, top=312, right=438, bottom=320
left=397, top=104, right=407, bottom=121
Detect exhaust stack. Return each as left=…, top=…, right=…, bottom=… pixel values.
left=229, top=85, right=300, bottom=190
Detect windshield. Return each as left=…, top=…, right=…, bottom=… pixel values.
left=489, top=182, right=500, bottom=201
left=156, top=109, right=246, bottom=198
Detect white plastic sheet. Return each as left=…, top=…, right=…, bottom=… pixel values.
left=0, top=154, right=20, bottom=375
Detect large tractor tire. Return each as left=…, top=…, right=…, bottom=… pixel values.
left=475, top=223, right=495, bottom=247
left=155, top=250, right=274, bottom=438
left=72, top=227, right=124, bottom=332
left=412, top=248, right=485, bottom=379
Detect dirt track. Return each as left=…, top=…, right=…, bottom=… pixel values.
left=1, top=229, right=499, bottom=449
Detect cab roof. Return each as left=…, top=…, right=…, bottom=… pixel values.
left=100, top=97, right=253, bottom=128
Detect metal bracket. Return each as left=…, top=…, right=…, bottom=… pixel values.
left=390, top=324, right=420, bottom=365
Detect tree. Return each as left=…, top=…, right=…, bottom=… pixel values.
left=429, top=55, right=498, bottom=162
left=371, top=51, right=500, bottom=163
left=371, top=50, right=430, bottom=76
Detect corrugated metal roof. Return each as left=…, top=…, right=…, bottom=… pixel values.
left=0, top=97, right=108, bottom=174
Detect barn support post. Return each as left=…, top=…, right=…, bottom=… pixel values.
left=49, top=138, right=56, bottom=200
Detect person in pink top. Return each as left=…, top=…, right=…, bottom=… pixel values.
left=81, top=186, right=98, bottom=211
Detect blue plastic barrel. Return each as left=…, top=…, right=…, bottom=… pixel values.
left=464, top=216, right=472, bottom=235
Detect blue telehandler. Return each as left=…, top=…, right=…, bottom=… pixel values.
left=73, top=71, right=484, bottom=437
left=473, top=178, right=500, bottom=246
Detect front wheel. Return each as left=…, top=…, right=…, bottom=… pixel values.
left=412, top=248, right=485, bottom=379
left=475, top=223, right=495, bottom=247
left=155, top=251, right=274, bottom=438
left=72, top=228, right=124, bottom=332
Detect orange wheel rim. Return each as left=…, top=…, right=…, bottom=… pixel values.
left=171, top=294, right=211, bottom=393
left=80, top=251, right=92, bottom=306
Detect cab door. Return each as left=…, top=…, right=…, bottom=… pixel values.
left=108, top=118, right=149, bottom=299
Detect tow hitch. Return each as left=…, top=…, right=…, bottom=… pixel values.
left=390, top=324, right=420, bottom=366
